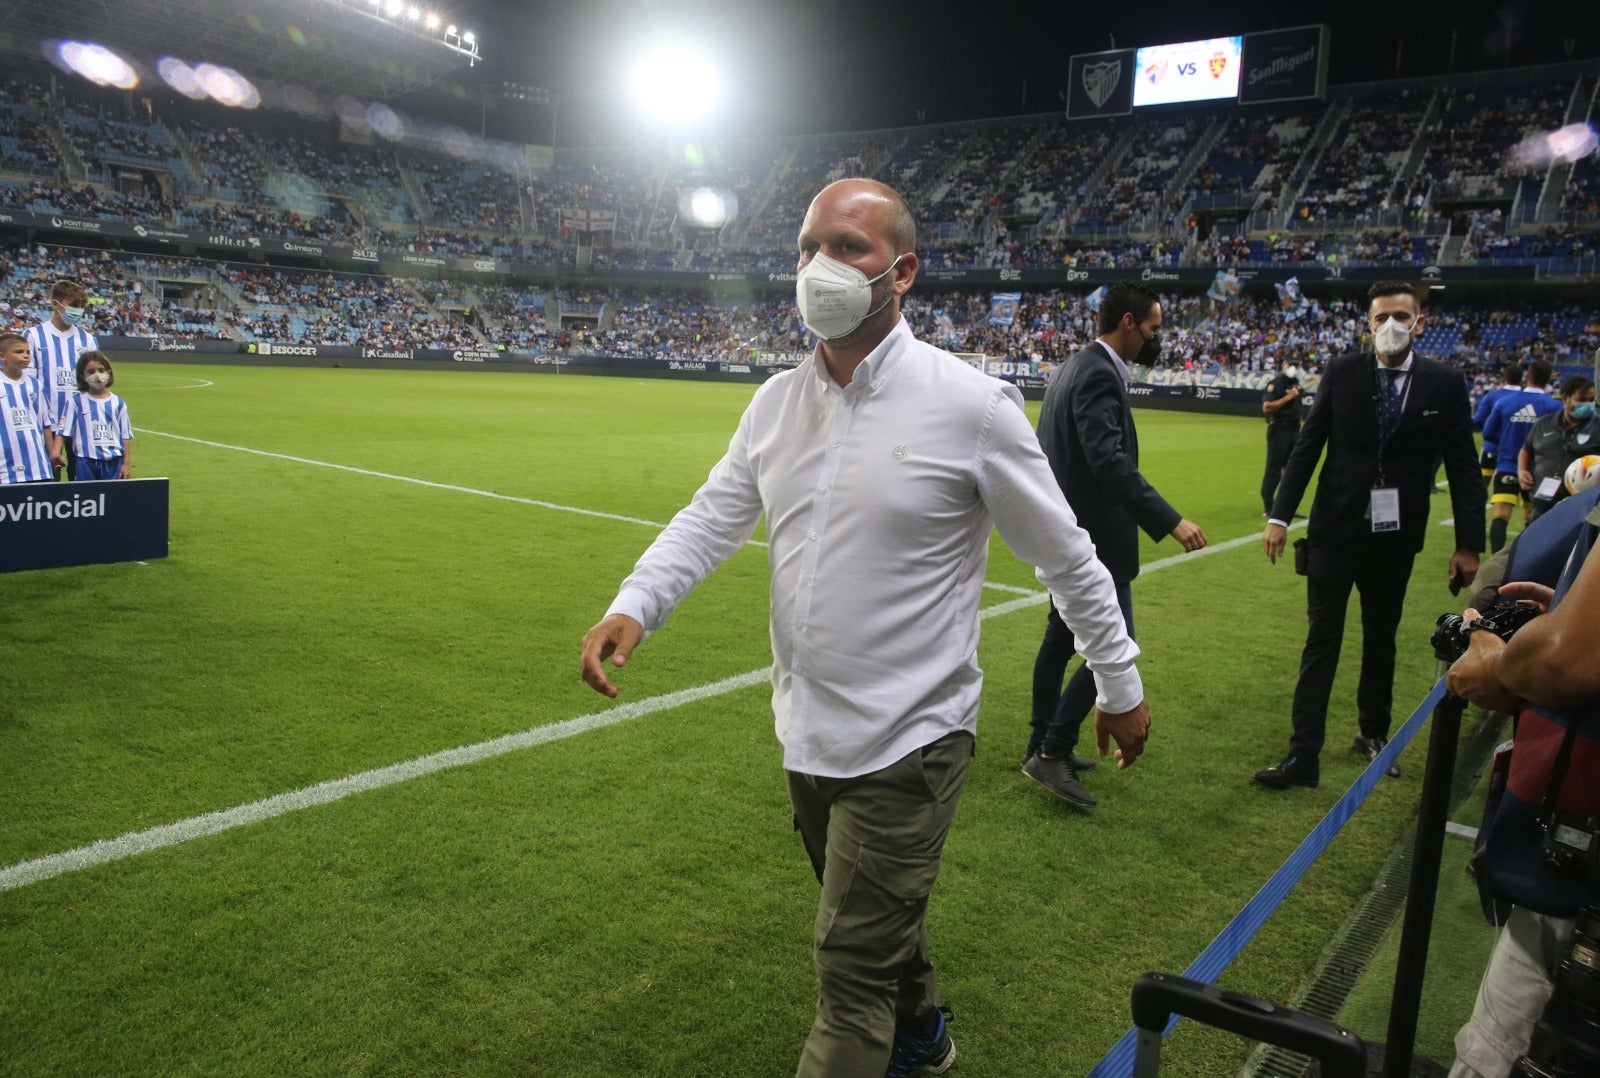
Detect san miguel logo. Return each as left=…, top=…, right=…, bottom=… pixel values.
left=1209, top=53, right=1228, bottom=79
left=1082, top=60, right=1122, bottom=108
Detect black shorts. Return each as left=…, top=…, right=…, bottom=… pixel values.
left=1490, top=471, right=1526, bottom=506
left=1479, top=448, right=1496, bottom=475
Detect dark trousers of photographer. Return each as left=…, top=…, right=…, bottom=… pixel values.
left=1288, top=537, right=1414, bottom=759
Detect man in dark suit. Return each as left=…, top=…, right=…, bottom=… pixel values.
left=1253, top=281, right=1485, bottom=790
left=1022, top=281, right=1208, bottom=807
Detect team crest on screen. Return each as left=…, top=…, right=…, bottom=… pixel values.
left=1082, top=61, right=1122, bottom=108
left=1209, top=53, right=1228, bottom=79
left=1143, top=59, right=1168, bottom=86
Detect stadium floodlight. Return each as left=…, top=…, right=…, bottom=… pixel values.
left=53, top=41, right=139, bottom=89
left=629, top=45, right=720, bottom=127
left=157, top=57, right=206, bottom=99
left=683, top=187, right=735, bottom=229
left=316, top=0, right=479, bottom=64
left=194, top=62, right=261, bottom=108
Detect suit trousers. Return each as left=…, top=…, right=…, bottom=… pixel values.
left=1261, top=425, right=1299, bottom=512
left=1288, top=540, right=1417, bottom=759
left=1028, top=580, right=1135, bottom=758
left=787, top=730, right=973, bottom=1078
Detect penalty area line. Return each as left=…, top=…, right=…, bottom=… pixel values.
left=0, top=520, right=1295, bottom=892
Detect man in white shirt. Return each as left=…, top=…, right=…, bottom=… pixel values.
left=580, top=179, right=1150, bottom=1078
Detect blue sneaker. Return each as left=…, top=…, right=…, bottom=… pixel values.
left=886, top=1009, right=956, bottom=1076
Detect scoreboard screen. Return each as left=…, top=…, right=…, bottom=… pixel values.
left=1131, top=36, right=1244, bottom=107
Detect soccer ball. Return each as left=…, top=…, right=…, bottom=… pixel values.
left=1565, top=454, right=1600, bottom=495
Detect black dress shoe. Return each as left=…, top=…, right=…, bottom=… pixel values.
left=1021, top=754, right=1097, bottom=809
left=1252, top=754, right=1319, bottom=789
left=1353, top=735, right=1402, bottom=778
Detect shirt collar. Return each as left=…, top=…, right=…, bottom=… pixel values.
left=1096, top=337, right=1131, bottom=383
left=810, top=318, right=910, bottom=393
left=1376, top=351, right=1413, bottom=375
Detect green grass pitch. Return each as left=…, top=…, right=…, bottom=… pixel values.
left=0, top=362, right=1497, bottom=1075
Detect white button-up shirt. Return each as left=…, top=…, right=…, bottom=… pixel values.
left=608, top=318, right=1142, bottom=778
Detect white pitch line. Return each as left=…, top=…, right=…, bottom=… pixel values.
left=982, top=581, right=1038, bottom=596
left=138, top=428, right=698, bottom=535
left=124, top=378, right=216, bottom=390
left=1445, top=821, right=1479, bottom=840
left=0, top=668, right=772, bottom=892
left=0, top=518, right=1291, bottom=892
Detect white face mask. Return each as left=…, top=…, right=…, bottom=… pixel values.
left=1373, top=317, right=1413, bottom=357
left=795, top=251, right=902, bottom=342
left=85, top=371, right=110, bottom=389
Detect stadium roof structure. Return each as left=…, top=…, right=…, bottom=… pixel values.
left=0, top=0, right=480, bottom=102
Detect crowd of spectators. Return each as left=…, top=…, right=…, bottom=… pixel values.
left=1078, top=115, right=1211, bottom=229
left=58, top=104, right=175, bottom=177
left=1186, top=110, right=1310, bottom=211
left=180, top=121, right=269, bottom=201
left=1415, top=84, right=1569, bottom=201
left=1294, top=97, right=1430, bottom=222
left=11, top=240, right=1593, bottom=378
left=1, top=73, right=1596, bottom=270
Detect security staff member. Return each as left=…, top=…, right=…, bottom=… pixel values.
left=1261, top=356, right=1305, bottom=516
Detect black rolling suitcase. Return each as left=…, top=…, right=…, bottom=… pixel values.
left=1131, top=972, right=1368, bottom=1078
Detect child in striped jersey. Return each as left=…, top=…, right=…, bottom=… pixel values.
left=0, top=331, right=61, bottom=483
left=55, top=351, right=132, bottom=481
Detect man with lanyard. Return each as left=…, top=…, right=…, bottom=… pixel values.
left=1518, top=375, right=1596, bottom=522
left=1255, top=282, right=1484, bottom=790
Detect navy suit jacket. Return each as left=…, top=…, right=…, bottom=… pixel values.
left=1036, top=340, right=1180, bottom=582
left=1270, top=350, right=1485, bottom=557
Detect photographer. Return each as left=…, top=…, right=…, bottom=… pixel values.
left=1445, top=490, right=1600, bottom=1078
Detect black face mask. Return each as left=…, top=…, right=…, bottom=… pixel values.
left=1135, top=324, right=1162, bottom=366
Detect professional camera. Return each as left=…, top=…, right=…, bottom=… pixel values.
left=1545, top=814, right=1600, bottom=893
left=1512, top=906, right=1600, bottom=1077
left=1431, top=598, right=1545, bottom=664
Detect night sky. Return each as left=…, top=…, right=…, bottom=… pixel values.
left=450, top=0, right=1600, bottom=145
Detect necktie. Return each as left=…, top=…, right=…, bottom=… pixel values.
left=1379, top=368, right=1404, bottom=442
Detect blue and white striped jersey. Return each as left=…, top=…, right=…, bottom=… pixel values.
left=24, top=320, right=98, bottom=426
left=56, top=392, right=132, bottom=460
left=0, top=373, right=54, bottom=483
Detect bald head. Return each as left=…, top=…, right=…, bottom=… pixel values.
left=804, top=178, right=917, bottom=256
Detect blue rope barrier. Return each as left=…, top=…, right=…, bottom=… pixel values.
left=1084, top=676, right=1450, bottom=1078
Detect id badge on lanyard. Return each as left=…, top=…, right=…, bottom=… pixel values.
left=1370, top=486, right=1400, bottom=533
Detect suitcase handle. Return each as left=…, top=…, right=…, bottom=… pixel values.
left=1131, top=972, right=1367, bottom=1078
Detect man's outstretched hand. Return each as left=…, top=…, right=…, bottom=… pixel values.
left=580, top=614, right=644, bottom=698
left=1095, top=700, right=1151, bottom=769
